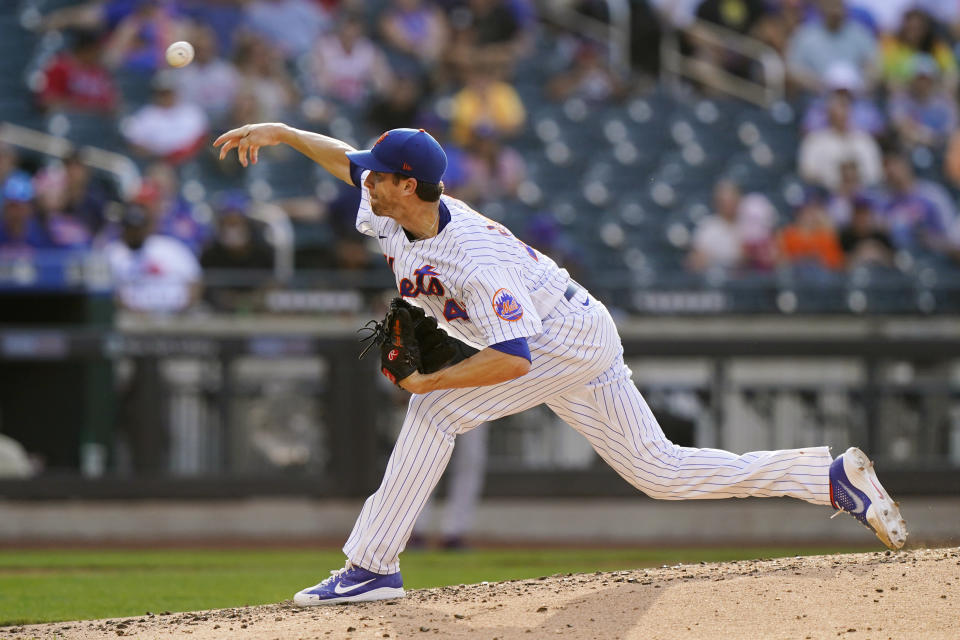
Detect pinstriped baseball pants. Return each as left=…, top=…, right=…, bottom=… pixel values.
left=344, top=297, right=834, bottom=574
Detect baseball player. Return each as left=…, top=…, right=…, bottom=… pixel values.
left=214, top=125, right=908, bottom=606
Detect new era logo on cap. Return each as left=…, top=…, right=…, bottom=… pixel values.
left=347, top=128, right=447, bottom=184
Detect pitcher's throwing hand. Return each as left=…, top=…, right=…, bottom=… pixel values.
left=213, top=123, right=286, bottom=167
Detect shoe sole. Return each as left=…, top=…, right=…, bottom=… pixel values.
left=293, top=586, right=406, bottom=607
left=841, top=447, right=908, bottom=550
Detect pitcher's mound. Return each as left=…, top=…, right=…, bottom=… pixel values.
left=15, top=547, right=960, bottom=640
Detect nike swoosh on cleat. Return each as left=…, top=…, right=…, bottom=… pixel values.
left=334, top=578, right=376, bottom=595
left=835, top=478, right=866, bottom=514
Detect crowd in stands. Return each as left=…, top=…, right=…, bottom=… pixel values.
left=681, top=0, right=960, bottom=279
left=1, top=0, right=960, bottom=314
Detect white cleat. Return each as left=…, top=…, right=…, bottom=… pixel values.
left=829, top=447, right=907, bottom=550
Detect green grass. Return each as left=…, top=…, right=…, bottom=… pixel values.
left=0, top=546, right=868, bottom=626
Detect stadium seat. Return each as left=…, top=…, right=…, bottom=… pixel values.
left=47, top=112, right=123, bottom=151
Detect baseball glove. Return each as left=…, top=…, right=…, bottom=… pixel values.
left=358, top=298, right=478, bottom=385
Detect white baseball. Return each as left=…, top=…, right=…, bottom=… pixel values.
left=165, top=41, right=194, bottom=68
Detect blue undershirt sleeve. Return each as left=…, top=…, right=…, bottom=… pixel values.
left=348, top=161, right=364, bottom=188
left=489, top=337, right=531, bottom=362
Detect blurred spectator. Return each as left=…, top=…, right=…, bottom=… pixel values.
left=786, top=0, right=877, bottom=93
left=32, top=165, right=92, bottom=249
left=177, top=0, right=246, bottom=55
left=449, top=62, right=526, bottom=146
left=105, top=204, right=202, bottom=314
left=647, top=0, right=701, bottom=30
left=845, top=0, right=913, bottom=33
left=140, top=161, right=212, bottom=255
left=379, top=0, right=450, bottom=72
left=689, top=0, right=771, bottom=79
left=105, top=200, right=199, bottom=475
left=366, top=74, right=426, bottom=133
left=449, top=0, right=529, bottom=72
left=42, top=0, right=182, bottom=34
left=694, top=0, right=768, bottom=36
left=62, top=151, right=112, bottom=234
left=200, top=191, right=275, bottom=311
left=879, top=8, right=957, bottom=91
left=243, top=0, right=332, bottom=61
left=751, top=0, right=806, bottom=59
left=887, top=55, right=958, bottom=149
left=121, top=72, right=208, bottom=163
left=878, top=151, right=953, bottom=254
left=838, top=196, right=895, bottom=268
left=0, top=175, right=54, bottom=254
left=307, top=12, right=392, bottom=109
left=686, top=179, right=748, bottom=272
left=798, top=91, right=882, bottom=190
left=547, top=40, right=628, bottom=103
left=945, top=131, right=960, bottom=188
left=102, top=0, right=186, bottom=72
left=825, top=159, right=864, bottom=227
left=231, top=34, right=298, bottom=123
left=36, top=29, right=118, bottom=114
left=777, top=193, right=845, bottom=272
left=913, top=0, right=960, bottom=40
left=455, top=126, right=526, bottom=203
left=736, top=192, right=778, bottom=270
left=0, top=144, right=20, bottom=191
left=801, top=62, right=884, bottom=136
left=173, top=23, right=240, bottom=125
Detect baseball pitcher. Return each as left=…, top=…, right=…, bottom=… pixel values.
left=214, top=125, right=907, bottom=606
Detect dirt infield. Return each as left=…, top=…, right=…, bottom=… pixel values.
left=9, top=547, right=959, bottom=640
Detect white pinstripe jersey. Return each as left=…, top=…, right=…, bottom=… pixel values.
left=354, top=170, right=571, bottom=350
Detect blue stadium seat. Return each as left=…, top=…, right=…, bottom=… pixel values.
left=47, top=112, right=123, bottom=151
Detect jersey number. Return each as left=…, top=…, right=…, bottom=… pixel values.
left=443, top=299, right=469, bottom=322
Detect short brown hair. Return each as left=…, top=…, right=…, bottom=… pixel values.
left=392, top=173, right=444, bottom=202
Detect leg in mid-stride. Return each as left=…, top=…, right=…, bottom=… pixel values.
left=292, top=359, right=907, bottom=606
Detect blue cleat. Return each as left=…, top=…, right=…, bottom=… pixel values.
left=829, top=447, right=907, bottom=550
left=293, top=562, right=405, bottom=606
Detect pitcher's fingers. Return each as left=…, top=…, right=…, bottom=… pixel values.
left=238, top=140, right=249, bottom=167
left=250, top=145, right=260, bottom=165
left=218, top=138, right=239, bottom=160
left=213, top=129, right=241, bottom=147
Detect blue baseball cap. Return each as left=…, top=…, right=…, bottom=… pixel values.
left=347, top=128, right=447, bottom=184
left=2, top=173, right=34, bottom=202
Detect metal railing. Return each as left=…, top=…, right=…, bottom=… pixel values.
left=0, top=122, right=296, bottom=284
left=660, top=19, right=786, bottom=107
left=0, top=120, right=141, bottom=199
left=539, top=0, right=632, bottom=71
